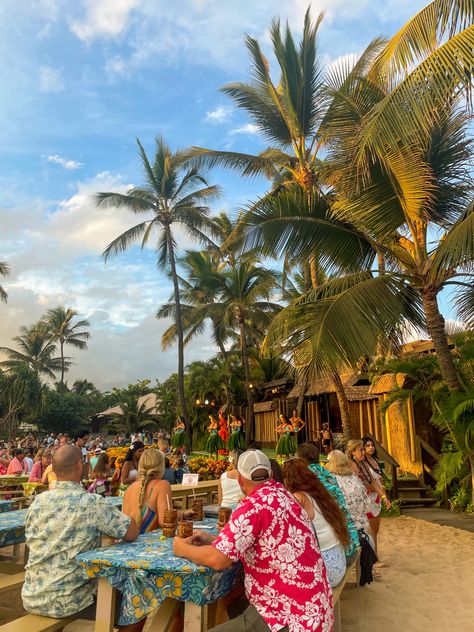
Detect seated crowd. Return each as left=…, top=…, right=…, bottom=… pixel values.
left=15, top=434, right=389, bottom=632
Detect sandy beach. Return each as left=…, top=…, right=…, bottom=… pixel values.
left=1, top=516, right=473, bottom=632
left=340, top=516, right=474, bottom=632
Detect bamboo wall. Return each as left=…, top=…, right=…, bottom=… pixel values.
left=254, top=411, right=279, bottom=444
left=382, top=396, right=423, bottom=476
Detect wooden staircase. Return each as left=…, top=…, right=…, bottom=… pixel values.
left=398, top=477, right=437, bottom=507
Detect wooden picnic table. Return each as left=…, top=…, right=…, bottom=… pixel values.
left=77, top=517, right=241, bottom=632
left=0, top=476, right=29, bottom=500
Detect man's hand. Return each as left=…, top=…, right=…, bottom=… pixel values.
left=189, top=530, right=216, bottom=546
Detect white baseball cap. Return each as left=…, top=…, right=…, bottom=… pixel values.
left=238, top=450, right=272, bottom=481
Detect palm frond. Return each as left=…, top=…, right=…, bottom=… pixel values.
left=429, top=204, right=474, bottom=281
left=356, top=26, right=474, bottom=171
left=180, top=147, right=277, bottom=179
left=102, top=221, right=153, bottom=262
left=370, top=0, right=474, bottom=81
left=95, top=191, right=153, bottom=214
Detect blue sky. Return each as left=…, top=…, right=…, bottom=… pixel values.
left=0, top=0, right=443, bottom=390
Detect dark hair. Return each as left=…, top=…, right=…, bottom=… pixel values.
left=270, top=458, right=283, bottom=483
left=124, top=441, right=145, bottom=462
left=15, top=448, right=25, bottom=456
left=74, top=430, right=89, bottom=441
left=362, top=436, right=378, bottom=459
left=247, top=441, right=262, bottom=450
left=297, top=442, right=320, bottom=464
left=165, top=457, right=170, bottom=468
left=283, top=458, right=349, bottom=547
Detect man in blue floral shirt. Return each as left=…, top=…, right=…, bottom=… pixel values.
left=22, top=446, right=138, bottom=627
left=297, top=443, right=359, bottom=558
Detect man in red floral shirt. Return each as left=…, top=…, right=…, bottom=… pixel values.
left=174, top=450, right=333, bottom=632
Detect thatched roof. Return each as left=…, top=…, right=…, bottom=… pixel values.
left=368, top=373, right=408, bottom=395
left=287, top=375, right=376, bottom=401
left=98, top=393, right=161, bottom=417
left=253, top=400, right=277, bottom=413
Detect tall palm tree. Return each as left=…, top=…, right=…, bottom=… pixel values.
left=96, top=137, right=220, bottom=446
left=0, top=261, right=9, bottom=302
left=241, top=2, right=474, bottom=395
left=109, top=397, right=160, bottom=434
left=42, top=307, right=90, bottom=385
left=216, top=257, right=281, bottom=441
left=0, top=323, right=66, bottom=379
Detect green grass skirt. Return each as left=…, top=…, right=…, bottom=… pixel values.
left=276, top=433, right=297, bottom=456
left=205, top=432, right=224, bottom=453
left=171, top=430, right=188, bottom=448
left=228, top=431, right=246, bottom=451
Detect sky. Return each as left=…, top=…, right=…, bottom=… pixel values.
left=0, top=0, right=437, bottom=391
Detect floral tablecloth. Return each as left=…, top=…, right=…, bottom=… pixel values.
left=0, top=508, right=28, bottom=547
left=0, top=499, right=15, bottom=513
left=77, top=518, right=242, bottom=626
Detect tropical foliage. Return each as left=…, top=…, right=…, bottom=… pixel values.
left=96, top=137, right=220, bottom=447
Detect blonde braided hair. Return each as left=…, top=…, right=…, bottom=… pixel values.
left=137, top=448, right=165, bottom=510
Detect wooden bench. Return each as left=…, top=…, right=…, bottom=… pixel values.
left=332, top=551, right=361, bottom=632
left=0, top=614, right=76, bottom=631
left=171, top=480, right=218, bottom=509
left=0, top=572, right=24, bottom=596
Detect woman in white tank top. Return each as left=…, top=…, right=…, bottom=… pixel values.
left=283, top=458, right=349, bottom=587
left=218, top=450, right=244, bottom=510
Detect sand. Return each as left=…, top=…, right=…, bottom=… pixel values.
left=340, top=516, right=474, bottom=632
left=2, top=516, right=473, bottom=631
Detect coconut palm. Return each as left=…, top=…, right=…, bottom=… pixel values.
left=244, top=16, right=474, bottom=394
left=0, top=323, right=66, bottom=379
left=42, top=307, right=90, bottom=385
left=109, top=397, right=160, bottom=434
left=0, top=261, right=9, bottom=302
left=96, top=137, right=221, bottom=447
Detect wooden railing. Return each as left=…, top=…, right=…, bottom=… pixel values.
left=170, top=479, right=218, bottom=509
left=366, top=434, right=400, bottom=499
left=416, top=435, right=440, bottom=487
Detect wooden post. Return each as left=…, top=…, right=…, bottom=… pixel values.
left=373, top=399, right=379, bottom=442
left=384, top=395, right=392, bottom=455
left=358, top=401, right=364, bottom=437
left=94, top=578, right=117, bottom=632
left=407, top=395, right=416, bottom=462
left=315, top=401, right=321, bottom=437
left=366, top=400, right=373, bottom=436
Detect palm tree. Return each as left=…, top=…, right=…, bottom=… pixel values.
left=241, top=2, right=474, bottom=395
left=0, top=323, right=66, bottom=379
left=0, top=261, right=9, bottom=302
left=72, top=379, right=98, bottom=396
left=109, top=397, right=160, bottom=434
left=96, top=137, right=220, bottom=447
left=42, top=307, right=90, bottom=385
left=216, top=257, right=281, bottom=441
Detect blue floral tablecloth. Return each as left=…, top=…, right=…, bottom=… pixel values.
left=77, top=518, right=242, bottom=626
left=0, top=508, right=28, bottom=547
left=0, top=499, right=15, bottom=513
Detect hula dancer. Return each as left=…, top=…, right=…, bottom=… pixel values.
left=206, top=415, right=224, bottom=459
left=218, top=409, right=229, bottom=446
left=228, top=414, right=246, bottom=451
left=171, top=416, right=188, bottom=449
left=275, top=414, right=297, bottom=460
left=290, top=409, right=305, bottom=437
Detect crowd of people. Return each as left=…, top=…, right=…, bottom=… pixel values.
left=0, top=425, right=394, bottom=632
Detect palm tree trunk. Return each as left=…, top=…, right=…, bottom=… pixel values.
left=310, top=254, right=319, bottom=290
left=166, top=228, right=191, bottom=448
left=60, top=339, right=65, bottom=385
left=216, top=339, right=232, bottom=407
left=238, top=312, right=253, bottom=444
left=332, top=373, right=351, bottom=444
left=421, top=288, right=463, bottom=392
left=470, top=453, right=474, bottom=508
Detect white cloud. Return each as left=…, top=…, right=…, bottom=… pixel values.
left=230, top=123, right=260, bottom=135
left=38, top=65, right=64, bottom=92
left=104, top=55, right=128, bottom=76
left=204, top=106, right=233, bottom=124
left=47, top=155, right=83, bottom=170
left=70, top=0, right=140, bottom=43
